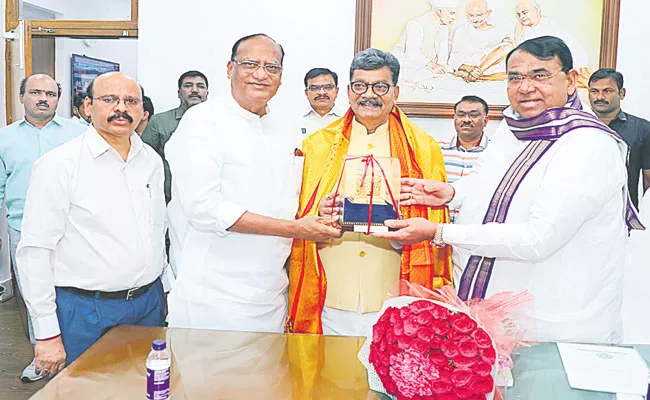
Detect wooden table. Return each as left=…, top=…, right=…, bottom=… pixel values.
left=31, top=326, right=379, bottom=399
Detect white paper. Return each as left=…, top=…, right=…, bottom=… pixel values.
left=557, top=342, right=649, bottom=395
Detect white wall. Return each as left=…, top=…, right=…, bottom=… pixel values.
left=617, top=0, right=650, bottom=122
left=22, top=0, right=130, bottom=20
left=55, top=38, right=138, bottom=117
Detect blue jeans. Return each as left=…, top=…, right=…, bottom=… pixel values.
left=8, top=227, right=35, bottom=345
left=56, top=279, right=164, bottom=364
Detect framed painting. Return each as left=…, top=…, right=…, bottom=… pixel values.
left=355, top=0, right=621, bottom=118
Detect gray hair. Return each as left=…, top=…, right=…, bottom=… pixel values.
left=349, top=48, right=400, bottom=85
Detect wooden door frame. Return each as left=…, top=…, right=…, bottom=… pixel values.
left=5, top=0, right=139, bottom=124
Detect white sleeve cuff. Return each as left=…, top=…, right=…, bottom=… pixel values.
left=215, top=201, right=247, bottom=236
left=442, top=223, right=466, bottom=245
left=34, top=313, right=61, bottom=340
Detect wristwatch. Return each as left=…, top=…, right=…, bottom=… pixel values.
left=431, top=224, right=446, bottom=248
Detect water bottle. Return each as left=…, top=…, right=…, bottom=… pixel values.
left=146, top=339, right=171, bottom=400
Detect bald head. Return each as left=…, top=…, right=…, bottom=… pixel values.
left=467, top=0, right=491, bottom=28
left=516, top=0, right=542, bottom=27
left=20, top=74, right=61, bottom=125
left=86, top=72, right=144, bottom=137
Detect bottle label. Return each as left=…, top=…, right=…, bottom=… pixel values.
left=146, top=367, right=170, bottom=400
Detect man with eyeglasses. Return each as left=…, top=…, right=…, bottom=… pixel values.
left=375, top=36, right=642, bottom=343
left=16, top=72, right=171, bottom=376
left=165, top=33, right=340, bottom=333
left=287, top=48, right=451, bottom=337
left=439, top=95, right=490, bottom=222
left=301, top=68, right=345, bottom=136
left=142, top=70, right=208, bottom=204
left=448, top=0, right=513, bottom=82
left=0, top=74, right=85, bottom=382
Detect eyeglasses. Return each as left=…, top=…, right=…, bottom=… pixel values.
left=231, top=59, right=283, bottom=76
left=350, top=81, right=393, bottom=96
left=507, top=70, right=564, bottom=88
left=307, top=84, right=337, bottom=92
left=94, top=95, right=142, bottom=107
left=455, top=111, right=484, bottom=119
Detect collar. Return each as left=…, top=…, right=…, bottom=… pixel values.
left=227, top=94, right=270, bottom=121
left=351, top=117, right=389, bottom=136
left=174, top=106, right=187, bottom=120
left=613, top=109, right=628, bottom=122
left=87, top=126, right=143, bottom=160
left=446, top=132, right=488, bottom=151
left=303, top=105, right=344, bottom=118
left=20, top=115, right=63, bottom=128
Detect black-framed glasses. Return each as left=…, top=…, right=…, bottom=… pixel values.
left=350, top=81, right=393, bottom=96
left=307, top=84, right=337, bottom=92
left=94, top=95, right=142, bottom=107
left=231, top=59, right=283, bottom=75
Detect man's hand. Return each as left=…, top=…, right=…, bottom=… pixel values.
left=463, top=65, right=484, bottom=82
left=35, top=336, right=66, bottom=378
left=318, top=194, right=343, bottom=225
left=401, top=178, right=454, bottom=207
left=426, top=61, right=447, bottom=74
left=372, top=218, right=437, bottom=245
left=294, top=216, right=342, bottom=241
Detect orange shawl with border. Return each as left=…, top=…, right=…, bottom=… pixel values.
left=286, top=106, right=452, bottom=334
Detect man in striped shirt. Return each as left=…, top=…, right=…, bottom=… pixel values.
left=439, top=95, right=490, bottom=221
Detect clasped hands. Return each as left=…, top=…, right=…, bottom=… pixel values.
left=454, top=64, right=484, bottom=83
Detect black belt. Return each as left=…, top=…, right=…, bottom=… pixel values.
left=57, top=279, right=158, bottom=301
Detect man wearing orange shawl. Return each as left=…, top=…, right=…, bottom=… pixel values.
left=286, top=49, right=452, bottom=337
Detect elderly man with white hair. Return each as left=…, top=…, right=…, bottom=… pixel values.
left=392, top=0, right=458, bottom=82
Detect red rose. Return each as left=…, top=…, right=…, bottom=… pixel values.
left=430, top=335, right=443, bottom=347
left=441, top=340, right=460, bottom=358
left=382, top=376, right=397, bottom=394
left=479, top=346, right=497, bottom=365
left=386, top=330, right=397, bottom=345
left=431, top=304, right=450, bottom=320
left=474, top=360, right=493, bottom=376
left=416, top=327, right=434, bottom=342
left=397, top=335, right=413, bottom=350
left=432, top=381, right=452, bottom=394
left=378, top=307, right=394, bottom=324
left=453, top=386, right=473, bottom=399
left=409, top=300, right=436, bottom=313
left=450, top=313, right=478, bottom=334
left=437, top=395, right=460, bottom=400
left=469, top=375, right=494, bottom=395
left=393, top=320, right=404, bottom=336
left=379, top=351, right=391, bottom=367
left=473, top=328, right=493, bottom=349
left=431, top=320, right=451, bottom=336
left=376, top=363, right=389, bottom=378
left=373, top=321, right=389, bottom=337
left=437, top=367, right=452, bottom=383
left=416, top=310, right=433, bottom=326
left=429, top=350, right=449, bottom=366
left=399, top=307, right=412, bottom=319
left=410, top=338, right=429, bottom=354
left=404, top=315, right=420, bottom=337
left=458, top=338, right=478, bottom=358
left=451, top=369, right=473, bottom=388
left=453, top=355, right=477, bottom=370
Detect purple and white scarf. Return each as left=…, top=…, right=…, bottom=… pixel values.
left=457, top=92, right=644, bottom=301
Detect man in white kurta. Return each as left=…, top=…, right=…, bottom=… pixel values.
left=165, top=34, right=340, bottom=333
left=376, top=36, right=635, bottom=343
left=392, top=0, right=458, bottom=82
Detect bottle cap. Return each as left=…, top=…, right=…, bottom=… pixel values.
left=152, top=339, right=166, bottom=351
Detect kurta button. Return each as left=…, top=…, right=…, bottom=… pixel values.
left=367, top=143, right=375, bottom=150
left=359, top=251, right=366, bottom=257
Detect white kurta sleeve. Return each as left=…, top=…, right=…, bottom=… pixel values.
left=443, top=130, right=627, bottom=261
left=165, top=109, right=247, bottom=236
left=16, top=155, right=71, bottom=339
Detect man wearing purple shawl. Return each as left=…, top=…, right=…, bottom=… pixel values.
left=375, top=36, right=643, bottom=343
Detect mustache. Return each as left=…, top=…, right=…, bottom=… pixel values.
left=107, top=112, right=133, bottom=123
left=189, top=93, right=201, bottom=98
left=357, top=98, right=383, bottom=107
left=36, top=101, right=49, bottom=108
left=593, top=100, right=609, bottom=105
left=315, top=95, right=330, bottom=100
left=460, top=122, right=474, bottom=127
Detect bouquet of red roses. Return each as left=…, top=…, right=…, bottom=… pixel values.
left=358, top=283, right=534, bottom=400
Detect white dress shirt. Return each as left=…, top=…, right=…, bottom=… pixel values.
left=300, top=106, right=345, bottom=137
left=165, top=95, right=302, bottom=333
left=17, top=127, right=168, bottom=339
left=444, top=117, right=628, bottom=343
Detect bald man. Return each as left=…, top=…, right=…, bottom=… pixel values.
left=17, top=72, right=171, bottom=376
left=0, top=73, right=85, bottom=382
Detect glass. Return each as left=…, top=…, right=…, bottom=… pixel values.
left=231, top=60, right=283, bottom=75
left=20, top=0, right=132, bottom=21
left=455, top=111, right=483, bottom=119
left=340, top=157, right=401, bottom=232
left=507, top=70, right=564, bottom=88
left=307, top=84, right=337, bottom=92
left=350, top=81, right=393, bottom=96
left=94, top=95, right=142, bottom=107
